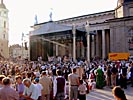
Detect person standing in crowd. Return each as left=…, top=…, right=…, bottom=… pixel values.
left=15, top=75, right=25, bottom=100
left=111, top=64, right=118, bottom=88
left=68, top=68, right=79, bottom=100
left=78, top=79, right=87, bottom=100
left=0, top=75, right=5, bottom=88
left=34, top=78, right=43, bottom=100
left=39, top=71, right=52, bottom=100
left=95, top=66, right=104, bottom=89
left=53, top=69, right=66, bottom=100
left=112, top=86, right=127, bottom=100
left=120, top=66, right=127, bottom=89
left=0, top=77, right=19, bottom=100
left=106, top=66, right=111, bottom=87
left=21, top=78, right=39, bottom=100
left=130, top=63, right=133, bottom=87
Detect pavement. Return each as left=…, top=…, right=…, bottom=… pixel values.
left=86, top=85, right=133, bottom=100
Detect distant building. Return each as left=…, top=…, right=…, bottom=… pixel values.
left=30, top=0, right=133, bottom=61
left=0, top=0, right=9, bottom=58
left=9, top=44, right=29, bottom=60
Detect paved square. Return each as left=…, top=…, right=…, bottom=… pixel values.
left=87, top=86, right=133, bottom=100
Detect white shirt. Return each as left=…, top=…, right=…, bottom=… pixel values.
left=78, top=84, right=87, bottom=95
left=34, top=83, right=43, bottom=96
left=23, top=83, right=39, bottom=100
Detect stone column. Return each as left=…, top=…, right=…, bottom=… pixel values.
left=72, top=24, right=76, bottom=62
left=55, top=44, right=58, bottom=56
left=102, top=29, right=106, bottom=59
left=81, top=45, right=84, bottom=58
left=85, top=21, right=90, bottom=62
left=96, top=30, right=99, bottom=57
left=91, top=35, right=95, bottom=58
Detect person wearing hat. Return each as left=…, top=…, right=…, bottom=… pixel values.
left=34, top=78, right=43, bottom=100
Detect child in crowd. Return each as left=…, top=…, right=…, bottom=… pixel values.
left=88, top=79, right=96, bottom=90
left=78, top=79, right=87, bottom=100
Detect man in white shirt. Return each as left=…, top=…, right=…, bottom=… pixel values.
left=21, top=78, right=39, bottom=100
left=34, top=78, right=43, bottom=100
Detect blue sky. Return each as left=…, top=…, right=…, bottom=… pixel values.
left=4, top=0, right=118, bottom=45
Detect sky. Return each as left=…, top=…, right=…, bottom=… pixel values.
left=3, top=0, right=118, bottom=46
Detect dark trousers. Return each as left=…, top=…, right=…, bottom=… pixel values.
left=120, top=76, right=127, bottom=89
left=78, top=94, right=86, bottom=100
left=131, top=76, right=133, bottom=86
left=37, top=96, right=42, bottom=100
left=56, top=92, right=65, bottom=100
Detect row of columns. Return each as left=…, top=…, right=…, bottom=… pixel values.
left=72, top=23, right=106, bottom=62
left=55, top=22, right=106, bottom=62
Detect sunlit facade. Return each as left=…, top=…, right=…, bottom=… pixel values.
left=0, top=0, right=9, bottom=59
left=30, top=0, right=133, bottom=61
left=9, top=44, right=29, bottom=60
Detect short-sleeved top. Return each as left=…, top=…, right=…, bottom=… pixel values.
left=78, top=84, right=87, bottom=95
left=68, top=73, right=79, bottom=86
left=23, top=83, right=39, bottom=100
left=34, top=83, right=43, bottom=96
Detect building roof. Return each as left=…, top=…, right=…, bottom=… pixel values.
left=0, top=0, right=6, bottom=9
left=118, top=0, right=133, bottom=5
left=31, top=21, right=85, bottom=36
left=124, top=0, right=133, bottom=3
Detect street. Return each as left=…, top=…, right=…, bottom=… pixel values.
left=87, top=86, right=133, bottom=100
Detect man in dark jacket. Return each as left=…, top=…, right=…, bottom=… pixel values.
left=120, top=66, right=127, bottom=89
left=111, top=64, right=118, bottom=87
left=53, top=69, right=66, bottom=100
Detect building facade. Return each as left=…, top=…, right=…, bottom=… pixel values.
left=9, top=44, right=29, bottom=60
left=0, top=0, right=9, bottom=59
left=30, top=0, right=133, bottom=61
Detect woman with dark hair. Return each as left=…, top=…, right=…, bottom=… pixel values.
left=112, top=86, right=127, bottom=100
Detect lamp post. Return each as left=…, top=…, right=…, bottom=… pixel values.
left=85, top=21, right=90, bottom=62
left=21, top=33, right=24, bottom=59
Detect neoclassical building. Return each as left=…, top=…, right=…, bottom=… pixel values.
left=30, top=0, right=133, bottom=61
left=0, top=0, right=9, bottom=59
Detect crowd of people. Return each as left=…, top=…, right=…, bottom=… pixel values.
left=0, top=55, right=132, bottom=100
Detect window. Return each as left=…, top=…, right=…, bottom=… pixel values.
left=4, top=11, right=6, bottom=16
left=128, top=28, right=133, bottom=36
left=129, top=8, right=133, bottom=16
left=4, top=21, right=6, bottom=28
left=3, top=34, right=5, bottom=39
left=4, top=11, right=6, bottom=14
left=128, top=28, right=133, bottom=50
